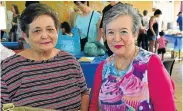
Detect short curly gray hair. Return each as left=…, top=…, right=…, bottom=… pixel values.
left=103, top=3, right=141, bottom=36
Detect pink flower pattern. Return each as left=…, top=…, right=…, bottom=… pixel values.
left=99, top=48, right=154, bottom=111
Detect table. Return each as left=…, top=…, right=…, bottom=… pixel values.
left=75, top=52, right=107, bottom=88
left=1, top=42, right=20, bottom=50
left=165, top=34, right=182, bottom=59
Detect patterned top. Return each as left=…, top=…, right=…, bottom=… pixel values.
left=99, top=48, right=153, bottom=111
left=89, top=48, right=176, bottom=111
left=1, top=51, right=89, bottom=110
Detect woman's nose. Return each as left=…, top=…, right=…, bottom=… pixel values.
left=113, top=32, right=122, bottom=42
left=41, top=31, right=48, bottom=39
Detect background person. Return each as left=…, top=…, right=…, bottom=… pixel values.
left=147, top=9, right=162, bottom=53
left=74, top=1, right=101, bottom=51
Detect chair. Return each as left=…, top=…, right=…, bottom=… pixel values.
left=163, top=59, right=175, bottom=76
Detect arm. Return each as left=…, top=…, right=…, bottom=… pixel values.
left=161, top=20, right=164, bottom=31
left=140, top=23, right=146, bottom=34
left=69, top=13, right=73, bottom=28
left=99, top=9, right=105, bottom=41
left=148, top=54, right=176, bottom=111
left=75, top=61, right=90, bottom=111
left=156, top=38, right=159, bottom=44
left=97, top=17, right=102, bottom=41
left=81, top=95, right=89, bottom=111
left=89, top=61, right=105, bottom=111
left=165, top=38, right=168, bottom=45
left=1, top=79, right=10, bottom=104
left=176, top=16, right=180, bottom=26
left=1, top=61, right=10, bottom=104
left=11, top=22, right=17, bottom=26
left=149, top=17, right=156, bottom=37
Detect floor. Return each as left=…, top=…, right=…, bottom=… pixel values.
left=164, top=51, right=182, bottom=111
left=171, top=61, right=182, bottom=111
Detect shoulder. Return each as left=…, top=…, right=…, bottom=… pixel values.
left=149, top=54, right=161, bottom=64
left=157, top=37, right=161, bottom=40
left=93, top=11, right=100, bottom=16
left=56, top=50, right=79, bottom=65
left=1, top=54, right=21, bottom=65
left=93, top=11, right=101, bottom=19
left=1, top=54, right=23, bottom=75
left=147, top=54, right=163, bottom=71
left=98, top=60, right=106, bottom=68
left=135, top=48, right=154, bottom=63
left=163, top=37, right=167, bottom=40
left=150, top=16, right=156, bottom=20
left=76, top=14, right=82, bottom=22
left=57, top=50, right=77, bottom=60
left=177, top=16, right=182, bottom=21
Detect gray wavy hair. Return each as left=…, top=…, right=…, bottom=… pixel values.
left=103, top=3, right=141, bottom=36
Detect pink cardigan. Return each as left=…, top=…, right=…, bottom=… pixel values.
left=89, top=55, right=176, bottom=111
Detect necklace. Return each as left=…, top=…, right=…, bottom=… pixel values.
left=114, top=46, right=137, bottom=75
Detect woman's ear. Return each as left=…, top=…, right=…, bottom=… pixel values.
left=22, top=32, right=29, bottom=43
left=134, top=31, right=139, bottom=41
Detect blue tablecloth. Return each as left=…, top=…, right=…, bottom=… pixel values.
left=75, top=52, right=107, bottom=88
left=165, top=35, right=183, bottom=51
left=1, top=42, right=20, bottom=50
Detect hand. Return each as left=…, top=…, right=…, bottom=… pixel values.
left=153, top=34, right=156, bottom=38
left=11, top=22, right=15, bottom=26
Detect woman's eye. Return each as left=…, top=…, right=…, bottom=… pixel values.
left=120, top=31, right=128, bottom=34
left=34, top=30, right=41, bottom=33
left=107, top=31, right=114, bottom=35
left=48, top=29, right=54, bottom=32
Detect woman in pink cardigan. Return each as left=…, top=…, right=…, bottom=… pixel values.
left=89, top=3, right=176, bottom=111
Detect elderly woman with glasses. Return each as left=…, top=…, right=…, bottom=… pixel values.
left=1, top=3, right=89, bottom=111
left=89, top=3, right=175, bottom=111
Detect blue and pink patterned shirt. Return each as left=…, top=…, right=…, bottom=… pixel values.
left=90, top=48, right=176, bottom=111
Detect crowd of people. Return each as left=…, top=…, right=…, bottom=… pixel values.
left=1, top=1, right=179, bottom=111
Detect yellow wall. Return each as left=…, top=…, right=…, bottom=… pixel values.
left=174, top=1, right=181, bottom=22
left=121, top=1, right=153, bottom=15
left=6, top=1, right=25, bottom=13
left=6, top=1, right=153, bottom=23
left=6, top=1, right=107, bottom=23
